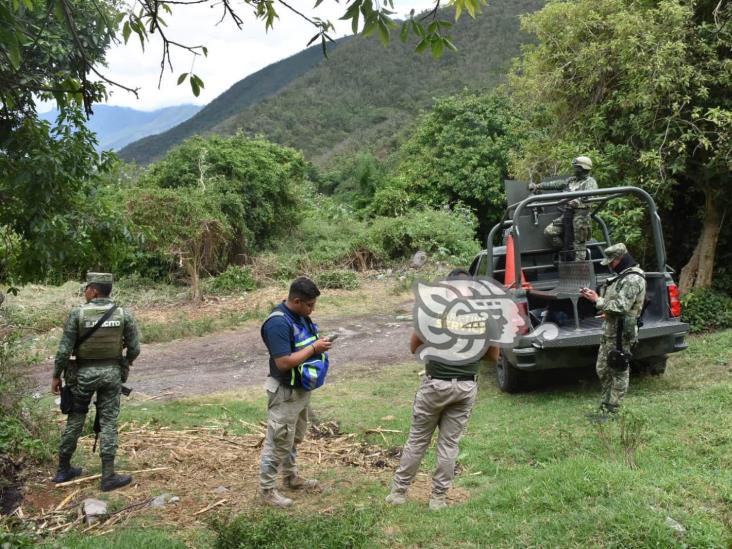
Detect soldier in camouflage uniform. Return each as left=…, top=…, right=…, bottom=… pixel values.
left=580, top=244, right=646, bottom=419
left=529, top=156, right=598, bottom=260
left=51, top=272, right=140, bottom=491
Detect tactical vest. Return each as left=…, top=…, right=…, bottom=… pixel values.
left=262, top=305, right=329, bottom=390
left=600, top=266, right=646, bottom=340
left=76, top=302, right=125, bottom=361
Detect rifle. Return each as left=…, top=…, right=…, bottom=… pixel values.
left=92, top=385, right=132, bottom=453
left=561, top=205, right=576, bottom=261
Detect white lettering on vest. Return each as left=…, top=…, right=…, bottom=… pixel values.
left=83, top=320, right=121, bottom=328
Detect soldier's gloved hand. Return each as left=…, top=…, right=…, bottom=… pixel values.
left=528, top=183, right=538, bottom=192
left=568, top=199, right=580, bottom=208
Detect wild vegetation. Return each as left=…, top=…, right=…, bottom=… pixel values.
left=1, top=0, right=731, bottom=545
left=4, top=329, right=730, bottom=548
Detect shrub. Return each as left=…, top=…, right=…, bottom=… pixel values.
left=681, top=288, right=732, bottom=333
left=315, top=270, right=360, bottom=290
left=211, top=507, right=377, bottom=549
left=0, top=334, right=54, bottom=462
left=367, top=206, right=480, bottom=265
left=206, top=266, right=258, bottom=294
left=141, top=134, right=306, bottom=258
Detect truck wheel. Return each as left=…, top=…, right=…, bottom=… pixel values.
left=496, top=353, right=526, bottom=393
left=645, top=356, right=667, bottom=376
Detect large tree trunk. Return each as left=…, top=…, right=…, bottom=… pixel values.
left=679, top=188, right=722, bottom=294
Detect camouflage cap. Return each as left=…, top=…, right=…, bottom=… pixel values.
left=86, top=272, right=114, bottom=285
left=572, top=156, right=593, bottom=170
left=600, top=243, right=627, bottom=265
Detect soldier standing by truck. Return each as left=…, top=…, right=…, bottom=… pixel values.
left=51, top=272, right=140, bottom=491
left=529, top=156, right=598, bottom=260
left=580, top=244, right=646, bottom=420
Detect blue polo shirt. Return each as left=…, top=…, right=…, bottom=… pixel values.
left=261, top=302, right=309, bottom=385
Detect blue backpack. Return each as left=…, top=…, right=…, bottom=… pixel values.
left=264, top=308, right=329, bottom=391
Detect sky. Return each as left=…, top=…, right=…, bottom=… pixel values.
left=101, top=0, right=436, bottom=111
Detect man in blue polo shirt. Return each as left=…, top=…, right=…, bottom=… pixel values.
left=258, top=277, right=333, bottom=508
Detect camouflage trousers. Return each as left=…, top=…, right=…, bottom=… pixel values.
left=392, top=377, right=477, bottom=496
left=544, top=211, right=592, bottom=260
left=596, top=337, right=631, bottom=409
left=59, top=365, right=122, bottom=459
left=259, top=376, right=310, bottom=490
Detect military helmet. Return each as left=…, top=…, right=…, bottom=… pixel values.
left=572, top=156, right=593, bottom=170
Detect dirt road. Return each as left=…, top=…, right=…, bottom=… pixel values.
left=32, top=313, right=414, bottom=399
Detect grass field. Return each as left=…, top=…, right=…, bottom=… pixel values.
left=33, top=329, right=732, bottom=548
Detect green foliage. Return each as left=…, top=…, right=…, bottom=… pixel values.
left=0, top=0, right=116, bottom=116
left=510, top=0, right=732, bottom=283
left=315, top=270, right=360, bottom=290
left=141, top=134, right=305, bottom=259
left=124, top=186, right=232, bottom=299
left=0, top=334, right=54, bottom=461
left=210, top=507, right=377, bottom=549
left=367, top=207, right=480, bottom=264
left=317, top=152, right=387, bottom=211
left=271, top=194, right=372, bottom=273
left=392, top=93, right=521, bottom=237
left=681, top=289, right=732, bottom=333
left=0, top=109, right=125, bottom=283
left=0, top=520, right=40, bottom=549
left=206, top=266, right=258, bottom=294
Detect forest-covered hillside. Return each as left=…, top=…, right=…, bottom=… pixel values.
left=117, top=40, right=346, bottom=164
left=120, top=0, right=543, bottom=165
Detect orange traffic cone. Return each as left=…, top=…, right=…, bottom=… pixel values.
left=504, top=234, right=532, bottom=290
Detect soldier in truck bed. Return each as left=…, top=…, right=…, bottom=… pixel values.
left=529, top=156, right=598, bottom=260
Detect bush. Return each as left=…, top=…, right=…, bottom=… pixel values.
left=211, top=507, right=377, bottom=549
left=681, top=289, right=732, bottom=333
left=315, top=270, right=360, bottom=290
left=206, top=266, right=258, bottom=294
left=0, top=334, right=54, bottom=462
left=367, top=206, right=480, bottom=265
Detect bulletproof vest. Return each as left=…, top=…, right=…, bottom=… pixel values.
left=76, top=302, right=125, bottom=360
left=601, top=266, right=646, bottom=339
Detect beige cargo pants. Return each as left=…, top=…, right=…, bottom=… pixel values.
left=392, top=377, right=478, bottom=496
left=259, top=376, right=310, bottom=490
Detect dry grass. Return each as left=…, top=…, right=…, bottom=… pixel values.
left=17, top=419, right=415, bottom=538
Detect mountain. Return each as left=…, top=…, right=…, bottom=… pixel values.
left=120, top=0, right=544, bottom=166
left=39, top=104, right=201, bottom=151
left=118, top=41, right=344, bottom=164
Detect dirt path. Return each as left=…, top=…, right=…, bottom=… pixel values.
left=31, top=312, right=414, bottom=399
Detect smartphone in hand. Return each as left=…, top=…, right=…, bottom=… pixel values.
left=325, top=333, right=339, bottom=342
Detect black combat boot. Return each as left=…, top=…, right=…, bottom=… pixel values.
left=100, top=456, right=132, bottom=492
left=586, top=402, right=619, bottom=424
left=52, top=454, right=82, bottom=483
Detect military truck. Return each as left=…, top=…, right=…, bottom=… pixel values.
left=468, top=183, right=689, bottom=392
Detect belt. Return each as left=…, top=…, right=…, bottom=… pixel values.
left=426, top=375, right=477, bottom=382
left=75, top=358, right=120, bottom=367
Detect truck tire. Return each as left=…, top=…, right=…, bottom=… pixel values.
left=496, top=353, right=526, bottom=393
left=643, top=356, right=668, bottom=376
